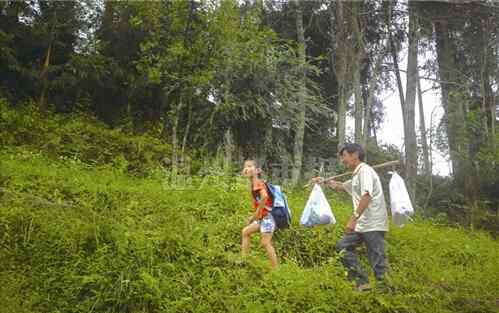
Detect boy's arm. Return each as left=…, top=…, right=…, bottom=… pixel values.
left=248, top=197, right=268, bottom=223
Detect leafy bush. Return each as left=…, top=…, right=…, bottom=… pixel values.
left=0, top=99, right=171, bottom=175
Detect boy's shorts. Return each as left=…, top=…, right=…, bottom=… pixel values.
left=253, top=214, right=276, bottom=233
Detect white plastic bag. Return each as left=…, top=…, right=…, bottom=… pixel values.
left=389, top=172, right=414, bottom=227
left=300, top=184, right=336, bottom=227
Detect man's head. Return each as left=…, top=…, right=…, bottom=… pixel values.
left=338, top=143, right=364, bottom=169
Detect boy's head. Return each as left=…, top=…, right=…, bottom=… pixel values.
left=338, top=143, right=364, bottom=169
left=242, top=159, right=262, bottom=178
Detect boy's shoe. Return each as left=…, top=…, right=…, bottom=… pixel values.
left=355, top=283, right=372, bottom=292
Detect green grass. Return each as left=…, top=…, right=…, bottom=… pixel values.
left=0, top=102, right=497, bottom=312
left=0, top=148, right=498, bottom=313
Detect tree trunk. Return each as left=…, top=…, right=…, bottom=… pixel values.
left=492, top=90, right=497, bottom=155
left=39, top=9, right=58, bottom=112
left=328, top=2, right=335, bottom=78
left=353, top=60, right=363, bottom=144
left=223, top=128, right=234, bottom=174
left=480, top=49, right=490, bottom=138
left=370, top=117, right=378, bottom=146
left=424, top=104, right=438, bottom=210
left=291, top=0, right=306, bottom=186
left=169, top=96, right=184, bottom=177
left=334, top=1, right=347, bottom=150
left=363, top=54, right=383, bottom=153
left=362, top=76, right=373, bottom=151
left=480, top=19, right=496, bottom=152
left=493, top=43, right=498, bottom=155
left=39, top=42, right=51, bottom=111
left=387, top=2, right=406, bottom=132
left=264, top=123, right=273, bottom=165
left=171, top=109, right=179, bottom=177
left=181, top=100, right=193, bottom=156
left=361, top=94, right=371, bottom=154
left=352, top=2, right=364, bottom=144
left=417, top=71, right=431, bottom=179
left=435, top=19, right=469, bottom=195
left=404, top=1, right=418, bottom=202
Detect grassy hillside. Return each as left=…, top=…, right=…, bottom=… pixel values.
left=0, top=104, right=498, bottom=313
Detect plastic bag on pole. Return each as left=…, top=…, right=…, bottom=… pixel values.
left=389, top=172, right=414, bottom=227
left=300, top=184, right=336, bottom=227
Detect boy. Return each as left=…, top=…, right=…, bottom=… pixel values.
left=241, top=159, right=278, bottom=269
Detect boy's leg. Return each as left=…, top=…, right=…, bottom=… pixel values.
left=241, top=222, right=260, bottom=256
left=260, top=215, right=278, bottom=269
left=361, top=231, right=388, bottom=281
left=261, top=233, right=278, bottom=269
left=335, top=232, right=369, bottom=285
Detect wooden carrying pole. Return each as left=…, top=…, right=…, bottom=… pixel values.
left=304, top=160, right=400, bottom=188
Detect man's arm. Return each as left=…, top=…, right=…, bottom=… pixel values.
left=311, top=177, right=348, bottom=192
left=326, top=180, right=346, bottom=192
left=355, top=193, right=371, bottom=217
left=345, top=193, right=372, bottom=232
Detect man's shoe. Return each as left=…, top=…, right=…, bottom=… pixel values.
left=376, top=280, right=393, bottom=293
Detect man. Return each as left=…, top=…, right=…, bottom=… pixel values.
left=314, top=143, right=388, bottom=291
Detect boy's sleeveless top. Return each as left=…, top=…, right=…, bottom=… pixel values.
left=252, top=180, right=273, bottom=219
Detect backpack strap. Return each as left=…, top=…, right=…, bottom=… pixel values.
left=264, top=182, right=274, bottom=202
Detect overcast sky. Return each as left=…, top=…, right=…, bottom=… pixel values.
left=346, top=47, right=452, bottom=177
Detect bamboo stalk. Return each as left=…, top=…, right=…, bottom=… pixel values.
left=304, top=160, right=401, bottom=188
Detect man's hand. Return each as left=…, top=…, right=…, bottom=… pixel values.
left=327, top=180, right=344, bottom=191
left=311, top=176, right=324, bottom=184
left=345, top=216, right=357, bottom=233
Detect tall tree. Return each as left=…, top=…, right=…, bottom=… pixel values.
left=352, top=2, right=364, bottom=144
left=434, top=15, right=469, bottom=193
left=417, top=71, right=431, bottom=180
left=291, top=0, right=307, bottom=185
left=404, top=1, right=419, bottom=201
left=386, top=1, right=406, bottom=133
left=334, top=0, right=348, bottom=150
left=35, top=1, right=84, bottom=110
left=362, top=53, right=383, bottom=151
